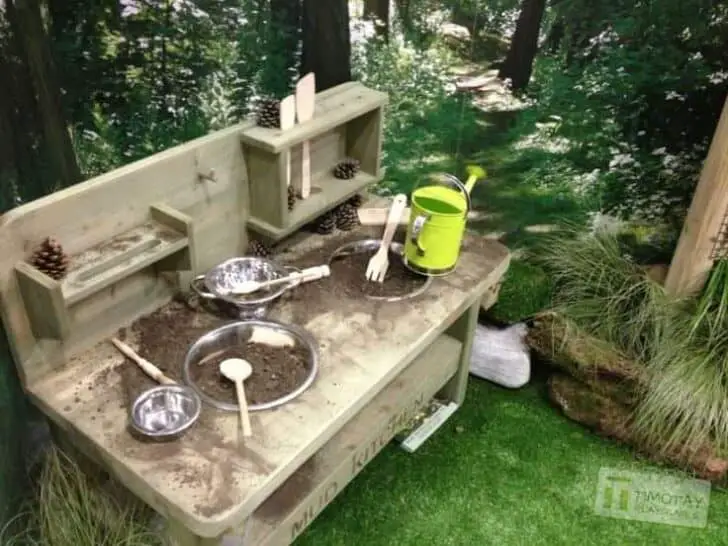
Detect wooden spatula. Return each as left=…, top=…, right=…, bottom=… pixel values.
left=280, top=95, right=296, bottom=189
left=365, top=194, right=408, bottom=283
left=295, top=73, right=316, bottom=199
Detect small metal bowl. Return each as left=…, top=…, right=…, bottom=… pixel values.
left=130, top=385, right=201, bottom=441
left=190, top=257, right=299, bottom=319
left=328, top=240, right=432, bottom=302
left=182, top=320, right=319, bottom=412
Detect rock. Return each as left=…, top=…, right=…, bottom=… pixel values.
left=439, top=22, right=470, bottom=45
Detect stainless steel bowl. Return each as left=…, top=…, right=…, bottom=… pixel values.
left=129, top=385, right=201, bottom=440
left=328, top=240, right=432, bottom=301
left=182, top=320, right=319, bottom=412
left=190, top=257, right=299, bottom=319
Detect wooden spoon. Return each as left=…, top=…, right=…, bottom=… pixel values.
left=295, top=73, right=316, bottom=199
left=280, top=95, right=296, bottom=189
left=219, top=358, right=253, bottom=437
left=226, top=264, right=330, bottom=295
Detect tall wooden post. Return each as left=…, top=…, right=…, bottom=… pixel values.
left=664, top=95, right=728, bottom=296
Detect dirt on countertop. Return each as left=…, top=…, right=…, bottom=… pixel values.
left=188, top=341, right=312, bottom=406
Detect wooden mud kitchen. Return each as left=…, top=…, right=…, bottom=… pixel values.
left=0, top=80, right=510, bottom=545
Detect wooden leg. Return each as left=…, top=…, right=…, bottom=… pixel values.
left=165, top=520, right=222, bottom=546
left=439, top=302, right=480, bottom=405
left=165, top=519, right=250, bottom=546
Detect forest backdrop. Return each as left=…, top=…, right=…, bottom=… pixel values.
left=1, top=0, right=727, bottom=524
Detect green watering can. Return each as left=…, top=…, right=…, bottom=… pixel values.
left=403, top=166, right=486, bottom=276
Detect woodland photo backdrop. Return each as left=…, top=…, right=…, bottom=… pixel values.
left=1, top=0, right=727, bottom=530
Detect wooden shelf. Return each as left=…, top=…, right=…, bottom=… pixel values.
left=240, top=82, right=388, bottom=154
left=245, top=333, right=462, bottom=545
left=248, top=170, right=380, bottom=240
left=241, top=81, right=388, bottom=243
left=14, top=204, right=195, bottom=340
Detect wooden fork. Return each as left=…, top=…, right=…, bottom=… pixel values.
left=365, top=194, right=408, bottom=283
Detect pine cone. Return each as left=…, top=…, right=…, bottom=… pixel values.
left=288, top=185, right=297, bottom=211
left=30, top=237, right=69, bottom=280
left=313, top=211, right=336, bottom=235
left=332, top=158, right=361, bottom=180
left=255, top=97, right=281, bottom=129
left=335, top=203, right=360, bottom=231
left=347, top=194, right=365, bottom=208
left=248, top=239, right=271, bottom=258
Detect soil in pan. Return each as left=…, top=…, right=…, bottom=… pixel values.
left=188, top=342, right=312, bottom=406
left=329, top=250, right=427, bottom=299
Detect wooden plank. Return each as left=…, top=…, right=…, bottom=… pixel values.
left=14, top=261, right=70, bottom=340
left=62, top=222, right=189, bottom=305
left=0, top=123, right=250, bottom=385
left=665, top=96, right=728, bottom=296
left=440, top=302, right=480, bottom=405
left=346, top=106, right=385, bottom=179
left=240, top=83, right=388, bottom=153
left=26, top=228, right=510, bottom=539
left=244, top=334, right=462, bottom=546
left=248, top=171, right=381, bottom=241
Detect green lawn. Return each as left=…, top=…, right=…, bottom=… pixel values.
left=295, top=92, right=728, bottom=546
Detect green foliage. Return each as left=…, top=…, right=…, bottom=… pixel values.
left=524, top=0, right=728, bottom=230
left=538, top=227, right=728, bottom=457
left=1, top=446, right=163, bottom=546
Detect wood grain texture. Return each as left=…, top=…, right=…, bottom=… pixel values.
left=26, top=225, right=510, bottom=539
left=240, top=83, right=387, bottom=153
left=665, top=96, right=728, bottom=296
left=0, top=122, right=251, bottom=386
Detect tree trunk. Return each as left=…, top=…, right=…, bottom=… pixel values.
left=498, top=0, right=547, bottom=91
left=364, top=0, right=389, bottom=40
left=263, top=0, right=302, bottom=96
left=12, top=0, right=82, bottom=188
left=300, top=0, right=351, bottom=92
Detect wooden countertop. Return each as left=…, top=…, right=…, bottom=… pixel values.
left=27, top=226, right=510, bottom=538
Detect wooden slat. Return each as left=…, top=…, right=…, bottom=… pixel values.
left=665, top=96, right=728, bottom=296
left=240, top=83, right=388, bottom=153
left=0, top=123, right=250, bottom=385
left=248, top=171, right=380, bottom=241
left=244, top=334, right=462, bottom=546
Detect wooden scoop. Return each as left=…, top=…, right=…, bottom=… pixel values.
left=295, top=73, right=316, bottom=199
left=365, top=194, right=408, bottom=282
left=227, top=264, right=330, bottom=295
left=280, top=95, right=296, bottom=188
left=110, top=338, right=176, bottom=385
left=219, top=358, right=253, bottom=437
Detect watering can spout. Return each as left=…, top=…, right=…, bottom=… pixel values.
left=464, top=165, right=487, bottom=194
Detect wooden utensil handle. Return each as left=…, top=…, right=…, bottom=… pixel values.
left=380, top=194, right=408, bottom=250
left=301, top=140, right=311, bottom=199
left=110, top=338, right=176, bottom=385
left=235, top=381, right=253, bottom=437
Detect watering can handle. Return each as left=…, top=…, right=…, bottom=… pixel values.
left=438, top=174, right=473, bottom=213
left=410, top=215, right=428, bottom=255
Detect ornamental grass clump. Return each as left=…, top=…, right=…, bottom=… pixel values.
left=537, top=225, right=728, bottom=457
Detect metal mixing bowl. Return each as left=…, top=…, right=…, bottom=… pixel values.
left=328, top=240, right=432, bottom=301
left=190, top=257, right=299, bottom=318
left=130, top=385, right=201, bottom=441
left=182, top=320, right=319, bottom=412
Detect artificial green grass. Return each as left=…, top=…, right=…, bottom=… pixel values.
left=295, top=97, right=728, bottom=546
left=297, top=377, right=728, bottom=546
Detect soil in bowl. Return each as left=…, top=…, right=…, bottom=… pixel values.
left=329, top=249, right=427, bottom=299
left=188, top=341, right=312, bottom=406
